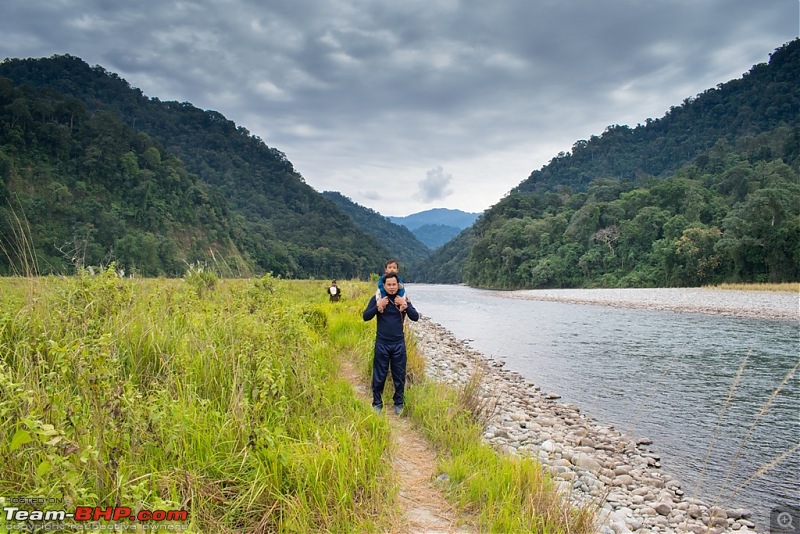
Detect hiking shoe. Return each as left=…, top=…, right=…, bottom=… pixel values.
left=372, top=405, right=382, bottom=415
left=393, top=405, right=404, bottom=416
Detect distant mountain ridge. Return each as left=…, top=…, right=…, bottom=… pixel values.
left=321, top=191, right=431, bottom=265
left=387, top=208, right=480, bottom=249
left=388, top=208, right=480, bottom=230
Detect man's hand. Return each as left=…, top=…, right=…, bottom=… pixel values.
left=377, top=297, right=389, bottom=313
left=394, top=296, right=408, bottom=311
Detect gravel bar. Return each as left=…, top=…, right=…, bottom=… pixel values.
left=498, top=288, right=798, bottom=321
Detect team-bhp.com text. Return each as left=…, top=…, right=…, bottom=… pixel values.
left=4, top=506, right=188, bottom=522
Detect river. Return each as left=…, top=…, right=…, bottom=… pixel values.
left=406, top=284, right=799, bottom=529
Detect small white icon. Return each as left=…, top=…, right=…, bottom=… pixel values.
left=777, top=511, right=795, bottom=530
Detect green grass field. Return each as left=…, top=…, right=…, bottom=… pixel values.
left=0, top=270, right=594, bottom=533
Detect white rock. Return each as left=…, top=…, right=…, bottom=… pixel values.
left=571, top=452, right=602, bottom=473
left=540, top=439, right=557, bottom=453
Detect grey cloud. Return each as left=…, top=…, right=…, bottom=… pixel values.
left=416, top=166, right=454, bottom=203
left=1, top=0, right=796, bottom=215
left=362, top=190, right=382, bottom=201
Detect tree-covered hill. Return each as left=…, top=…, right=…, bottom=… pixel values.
left=0, top=55, right=389, bottom=277
left=411, top=224, right=464, bottom=249
left=413, top=40, right=800, bottom=287
left=0, top=78, right=240, bottom=276
left=408, top=226, right=476, bottom=283
left=321, top=191, right=431, bottom=266
left=515, top=39, right=800, bottom=195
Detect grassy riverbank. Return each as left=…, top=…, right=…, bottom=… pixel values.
left=705, top=282, right=800, bottom=293
left=0, top=271, right=593, bottom=533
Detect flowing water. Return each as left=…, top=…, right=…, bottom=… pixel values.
left=407, top=284, right=799, bottom=529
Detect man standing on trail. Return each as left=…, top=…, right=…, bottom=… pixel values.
left=362, top=272, right=419, bottom=415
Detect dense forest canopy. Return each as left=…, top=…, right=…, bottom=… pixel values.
left=410, top=224, right=464, bottom=249
left=2, top=41, right=798, bottom=286
left=321, top=191, right=431, bottom=265
left=0, top=55, right=390, bottom=277
left=515, top=40, right=799, bottom=195
left=413, top=40, right=800, bottom=287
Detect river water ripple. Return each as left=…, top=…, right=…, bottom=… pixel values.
left=407, top=284, right=799, bottom=528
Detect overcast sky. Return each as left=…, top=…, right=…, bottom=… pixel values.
left=2, top=1, right=798, bottom=216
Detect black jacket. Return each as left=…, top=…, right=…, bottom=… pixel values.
left=362, top=294, right=419, bottom=343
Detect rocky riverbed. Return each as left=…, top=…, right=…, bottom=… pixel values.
left=503, top=287, right=799, bottom=321
left=409, top=315, right=766, bottom=534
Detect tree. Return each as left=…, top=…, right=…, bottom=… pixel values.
left=674, top=226, right=723, bottom=285
left=591, top=226, right=621, bottom=256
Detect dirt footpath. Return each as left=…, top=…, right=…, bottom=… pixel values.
left=340, top=358, right=475, bottom=534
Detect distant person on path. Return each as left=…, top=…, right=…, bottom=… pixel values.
left=377, top=259, right=406, bottom=299
left=327, top=280, right=341, bottom=302
left=363, top=273, right=419, bottom=415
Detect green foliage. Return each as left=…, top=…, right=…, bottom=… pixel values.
left=1, top=275, right=600, bottom=531
left=406, top=377, right=595, bottom=533
left=322, top=191, right=431, bottom=265
left=412, top=223, right=464, bottom=249
left=183, top=261, right=218, bottom=297
left=409, top=226, right=477, bottom=283
left=0, top=75, right=241, bottom=276
left=0, top=57, right=391, bottom=278
left=0, top=277, right=394, bottom=533
left=459, top=144, right=800, bottom=288
left=415, top=40, right=800, bottom=288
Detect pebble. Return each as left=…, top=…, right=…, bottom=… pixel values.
left=503, top=287, right=798, bottom=321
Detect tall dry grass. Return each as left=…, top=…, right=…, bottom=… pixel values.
left=705, top=282, right=799, bottom=292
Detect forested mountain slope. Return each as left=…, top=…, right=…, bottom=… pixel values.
left=413, top=40, right=800, bottom=287
left=0, top=77, right=240, bottom=276
left=515, top=40, right=799, bottom=194
left=408, top=226, right=477, bottom=283
left=410, top=224, right=463, bottom=249
left=321, top=192, right=431, bottom=266
left=0, top=55, right=389, bottom=277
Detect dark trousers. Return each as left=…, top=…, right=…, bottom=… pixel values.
left=372, top=340, right=407, bottom=408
